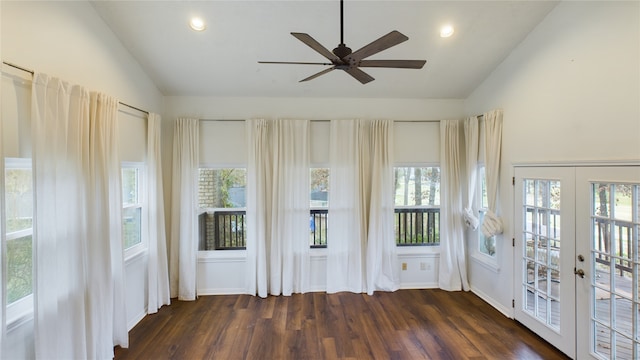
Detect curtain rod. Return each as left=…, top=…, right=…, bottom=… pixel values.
left=200, top=119, right=445, bottom=123
left=2, top=60, right=149, bottom=115
left=2, top=61, right=483, bottom=120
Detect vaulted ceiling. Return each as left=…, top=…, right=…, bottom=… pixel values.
left=91, top=1, right=559, bottom=99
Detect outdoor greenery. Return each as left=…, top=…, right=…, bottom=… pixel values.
left=123, top=207, right=142, bottom=249
left=394, top=167, right=440, bottom=206
left=7, top=236, right=33, bottom=304
left=122, top=167, right=142, bottom=249
left=199, top=168, right=246, bottom=208
left=5, top=166, right=34, bottom=304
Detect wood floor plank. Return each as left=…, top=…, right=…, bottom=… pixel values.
left=115, top=289, right=570, bottom=360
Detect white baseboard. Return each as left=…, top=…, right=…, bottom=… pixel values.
left=197, top=288, right=246, bottom=296
left=127, top=308, right=148, bottom=331
left=470, top=285, right=513, bottom=319
left=399, top=282, right=438, bottom=289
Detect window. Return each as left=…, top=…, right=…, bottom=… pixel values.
left=310, top=168, right=329, bottom=248
left=4, top=158, right=34, bottom=322
left=198, top=168, right=247, bottom=250
left=477, top=166, right=496, bottom=257
left=122, top=165, right=143, bottom=250
left=394, top=166, right=440, bottom=246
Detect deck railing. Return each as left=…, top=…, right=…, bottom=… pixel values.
left=395, top=208, right=440, bottom=246
left=199, top=209, right=329, bottom=250
left=310, top=209, right=328, bottom=248
left=199, top=207, right=442, bottom=250
left=594, top=218, right=634, bottom=275
left=524, top=207, right=634, bottom=276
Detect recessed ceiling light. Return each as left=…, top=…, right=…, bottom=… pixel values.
left=440, top=25, right=454, bottom=38
left=190, top=17, right=206, bottom=32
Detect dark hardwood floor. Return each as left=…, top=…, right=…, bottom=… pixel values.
left=115, top=289, right=569, bottom=359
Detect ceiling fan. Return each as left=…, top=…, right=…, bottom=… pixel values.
left=258, top=0, right=426, bottom=84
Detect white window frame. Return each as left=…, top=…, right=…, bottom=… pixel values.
left=393, top=164, right=441, bottom=253
left=3, top=157, right=34, bottom=329
left=198, top=165, right=247, bottom=252
left=310, top=167, right=329, bottom=249
left=470, top=164, right=500, bottom=271
left=121, top=162, right=147, bottom=260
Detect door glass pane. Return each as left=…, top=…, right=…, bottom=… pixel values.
left=525, top=179, right=535, bottom=206
left=614, top=184, right=632, bottom=222
left=595, top=322, right=612, bottom=359
left=521, top=178, right=560, bottom=331
left=590, top=182, right=639, bottom=360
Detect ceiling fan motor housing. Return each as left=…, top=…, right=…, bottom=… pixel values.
left=333, top=43, right=352, bottom=59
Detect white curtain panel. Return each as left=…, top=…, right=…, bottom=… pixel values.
left=147, top=113, right=170, bottom=313
left=326, top=120, right=365, bottom=293
left=87, top=92, right=128, bottom=352
left=245, top=119, right=270, bottom=297
left=463, top=116, right=480, bottom=230
left=169, top=118, right=199, bottom=300
left=481, top=109, right=504, bottom=238
left=438, top=120, right=469, bottom=291
left=0, top=73, right=5, bottom=356
left=245, top=119, right=310, bottom=297
left=31, top=74, right=127, bottom=358
left=327, top=119, right=398, bottom=295
left=364, top=120, right=399, bottom=294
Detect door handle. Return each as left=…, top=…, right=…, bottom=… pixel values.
left=574, top=268, right=585, bottom=278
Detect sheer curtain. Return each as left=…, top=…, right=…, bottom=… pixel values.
left=438, top=119, right=469, bottom=291
left=326, top=120, right=364, bottom=293
left=245, top=119, right=310, bottom=297
left=147, top=113, right=170, bottom=313
left=463, top=116, right=480, bottom=230
left=169, top=118, right=199, bottom=300
left=87, top=92, right=128, bottom=353
left=364, top=120, right=398, bottom=294
left=326, top=119, right=398, bottom=295
left=31, top=74, right=127, bottom=358
left=481, top=109, right=504, bottom=238
left=0, top=73, right=5, bottom=356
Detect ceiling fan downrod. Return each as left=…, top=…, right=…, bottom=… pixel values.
left=333, top=0, right=352, bottom=59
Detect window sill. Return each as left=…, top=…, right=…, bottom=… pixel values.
left=198, top=249, right=246, bottom=260
left=396, top=245, right=440, bottom=256
left=471, top=253, right=500, bottom=273
left=124, top=244, right=148, bottom=263
left=7, top=294, right=34, bottom=332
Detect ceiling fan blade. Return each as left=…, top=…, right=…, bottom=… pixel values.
left=348, top=30, right=409, bottom=61
left=300, top=67, right=336, bottom=82
left=291, top=33, right=340, bottom=62
left=259, top=61, right=334, bottom=66
left=344, top=67, right=374, bottom=84
left=358, top=60, right=426, bottom=69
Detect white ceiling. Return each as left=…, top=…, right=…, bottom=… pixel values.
left=91, top=1, right=558, bottom=99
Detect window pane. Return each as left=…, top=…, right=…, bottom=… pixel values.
left=310, top=168, right=329, bottom=248
left=7, top=235, right=33, bottom=304
left=394, top=167, right=440, bottom=206
left=478, top=210, right=496, bottom=256
left=198, top=168, right=246, bottom=208
left=5, top=167, right=33, bottom=233
left=479, top=166, right=488, bottom=209
left=123, top=207, right=142, bottom=249
left=310, top=168, right=329, bottom=207
left=122, top=167, right=139, bottom=206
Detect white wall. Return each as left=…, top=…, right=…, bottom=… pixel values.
left=162, top=96, right=464, bottom=217
left=1, top=1, right=163, bottom=113
left=164, top=97, right=463, bottom=295
left=464, top=1, right=640, bottom=315
left=1, top=1, right=164, bottom=356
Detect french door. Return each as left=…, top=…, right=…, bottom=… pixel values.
left=515, top=165, right=640, bottom=359
left=576, top=167, right=640, bottom=359
left=514, top=167, right=576, bottom=358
